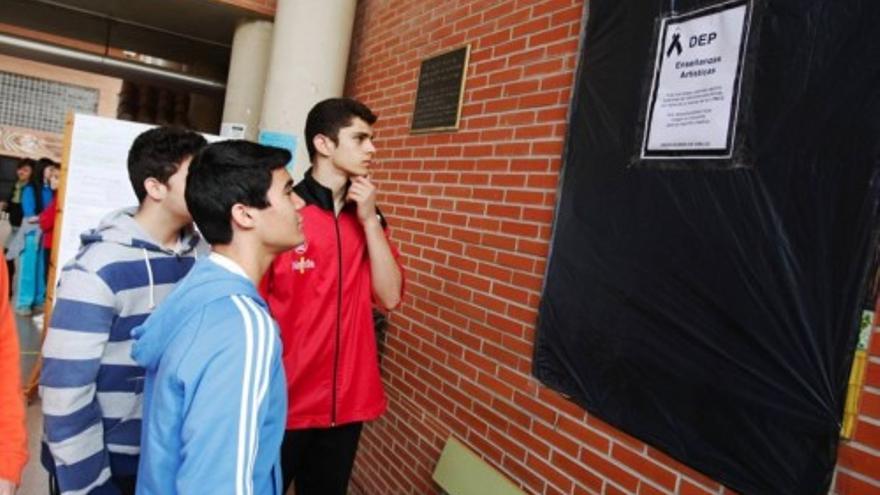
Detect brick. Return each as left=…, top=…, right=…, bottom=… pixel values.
left=638, top=481, right=671, bottom=495
left=646, top=447, right=720, bottom=491
left=552, top=4, right=585, bottom=25
left=514, top=124, right=555, bottom=140
left=492, top=396, right=532, bottom=429
left=480, top=128, right=516, bottom=141
left=501, top=334, right=533, bottom=357
left=835, top=471, right=880, bottom=495
left=519, top=91, right=560, bottom=108
left=605, top=483, right=628, bottom=495
left=482, top=340, right=522, bottom=369
left=862, top=390, right=880, bottom=419
left=526, top=452, right=575, bottom=494
left=512, top=271, right=544, bottom=292
left=509, top=47, right=548, bottom=67
left=838, top=444, right=880, bottom=477
left=518, top=239, right=549, bottom=257
left=867, top=361, right=880, bottom=387
left=529, top=420, right=578, bottom=458
left=533, top=139, right=565, bottom=155
left=463, top=144, right=494, bottom=157
left=483, top=1, right=514, bottom=21
left=473, top=188, right=505, bottom=201
left=679, top=480, right=714, bottom=495
left=465, top=431, right=503, bottom=464
left=491, top=173, right=528, bottom=187
left=495, top=142, right=532, bottom=156
left=529, top=25, right=572, bottom=47
left=500, top=456, right=546, bottom=494
left=553, top=451, right=604, bottom=493
left=477, top=262, right=513, bottom=283
left=494, top=37, right=528, bottom=57
left=500, top=111, right=537, bottom=126
left=580, top=448, right=639, bottom=493
left=557, top=415, right=611, bottom=453
left=855, top=419, right=880, bottom=448
left=512, top=17, right=550, bottom=38
left=505, top=80, right=541, bottom=96
left=487, top=204, right=524, bottom=220
left=473, top=292, right=507, bottom=314
left=478, top=28, right=512, bottom=48
left=611, top=444, right=677, bottom=490
left=525, top=58, right=565, bottom=77
left=482, top=233, right=517, bottom=250
left=512, top=158, right=552, bottom=172
left=496, top=8, right=533, bottom=29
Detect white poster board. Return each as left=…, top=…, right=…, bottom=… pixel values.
left=56, top=114, right=219, bottom=278
left=641, top=0, right=751, bottom=159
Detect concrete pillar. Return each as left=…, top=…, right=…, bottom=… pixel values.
left=221, top=20, right=274, bottom=141
left=260, top=0, right=357, bottom=180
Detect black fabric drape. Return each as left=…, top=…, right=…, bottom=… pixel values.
left=533, top=1, right=880, bottom=493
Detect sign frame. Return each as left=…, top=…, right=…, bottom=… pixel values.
left=639, top=0, right=753, bottom=161
left=410, top=44, right=471, bottom=134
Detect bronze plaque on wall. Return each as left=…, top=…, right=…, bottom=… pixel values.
left=411, top=45, right=470, bottom=133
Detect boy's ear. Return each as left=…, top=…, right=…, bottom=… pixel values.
left=313, top=134, right=334, bottom=158
left=230, top=203, right=256, bottom=230
left=143, top=178, right=167, bottom=202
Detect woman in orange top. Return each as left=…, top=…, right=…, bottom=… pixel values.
left=0, top=258, right=28, bottom=494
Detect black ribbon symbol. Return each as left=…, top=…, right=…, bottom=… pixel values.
left=666, top=33, right=683, bottom=57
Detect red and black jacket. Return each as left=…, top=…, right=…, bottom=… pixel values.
left=260, top=171, right=402, bottom=429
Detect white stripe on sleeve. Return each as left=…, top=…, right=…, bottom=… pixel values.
left=231, top=295, right=256, bottom=495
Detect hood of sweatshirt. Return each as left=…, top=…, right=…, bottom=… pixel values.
left=80, top=207, right=201, bottom=255
left=79, top=207, right=203, bottom=309
left=130, top=257, right=264, bottom=371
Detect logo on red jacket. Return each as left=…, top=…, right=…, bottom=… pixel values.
left=292, top=242, right=315, bottom=274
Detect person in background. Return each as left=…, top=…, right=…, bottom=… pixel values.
left=0, top=258, right=28, bottom=495
left=40, top=127, right=207, bottom=495
left=0, top=158, right=35, bottom=299
left=16, top=159, right=53, bottom=314
left=38, top=162, right=61, bottom=285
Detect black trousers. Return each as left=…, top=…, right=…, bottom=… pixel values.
left=280, top=422, right=363, bottom=495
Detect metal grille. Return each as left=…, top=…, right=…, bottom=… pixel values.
left=0, top=71, right=99, bottom=134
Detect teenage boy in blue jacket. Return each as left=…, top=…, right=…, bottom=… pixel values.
left=131, top=140, right=305, bottom=495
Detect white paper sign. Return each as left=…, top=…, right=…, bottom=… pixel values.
left=220, top=122, right=247, bottom=139
left=641, top=1, right=750, bottom=159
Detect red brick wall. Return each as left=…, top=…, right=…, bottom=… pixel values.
left=343, top=0, right=880, bottom=494
left=835, top=317, right=880, bottom=495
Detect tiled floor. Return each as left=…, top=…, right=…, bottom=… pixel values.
left=16, top=312, right=49, bottom=495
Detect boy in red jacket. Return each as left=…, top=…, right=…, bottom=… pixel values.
left=261, top=98, right=403, bottom=495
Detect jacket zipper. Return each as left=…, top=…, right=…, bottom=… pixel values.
left=331, top=214, right=343, bottom=426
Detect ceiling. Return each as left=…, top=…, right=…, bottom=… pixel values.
left=0, top=0, right=272, bottom=83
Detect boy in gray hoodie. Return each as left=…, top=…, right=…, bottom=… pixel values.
left=39, top=127, right=207, bottom=495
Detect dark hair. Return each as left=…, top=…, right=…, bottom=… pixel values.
left=16, top=158, right=35, bottom=171
left=185, top=140, right=291, bottom=245
left=128, top=126, right=207, bottom=202
left=305, top=97, right=377, bottom=162
left=39, top=158, right=59, bottom=176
